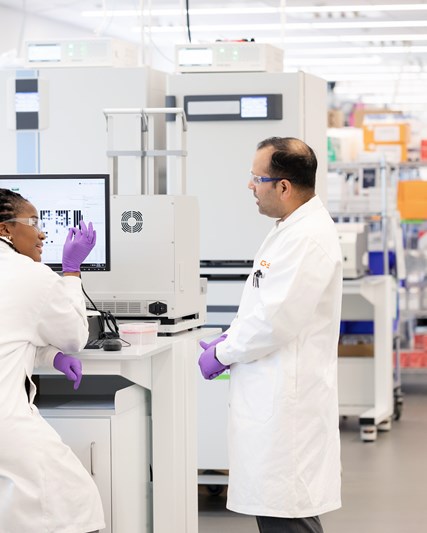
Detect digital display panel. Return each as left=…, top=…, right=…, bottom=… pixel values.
left=178, top=48, right=213, bottom=66
left=0, top=175, right=110, bottom=271
left=27, top=43, right=61, bottom=62
left=241, top=96, right=268, bottom=118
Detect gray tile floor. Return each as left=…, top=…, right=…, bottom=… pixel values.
left=199, top=372, right=427, bottom=533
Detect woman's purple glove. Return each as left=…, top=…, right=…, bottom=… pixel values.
left=53, top=352, right=82, bottom=390
left=199, top=333, right=227, bottom=351
left=62, top=220, right=97, bottom=272
left=198, top=345, right=229, bottom=380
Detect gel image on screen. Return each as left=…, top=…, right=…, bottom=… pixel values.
left=0, top=174, right=110, bottom=271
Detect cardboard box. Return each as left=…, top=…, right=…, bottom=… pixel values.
left=363, top=123, right=410, bottom=145
left=328, top=109, right=345, bottom=128
left=338, top=343, right=374, bottom=357
left=364, top=142, right=407, bottom=163
left=352, top=108, right=402, bottom=128
left=397, top=180, right=427, bottom=220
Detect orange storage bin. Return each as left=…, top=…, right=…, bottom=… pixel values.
left=397, top=180, right=427, bottom=220
left=363, top=123, right=410, bottom=145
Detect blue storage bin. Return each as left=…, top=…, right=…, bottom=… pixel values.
left=368, top=251, right=396, bottom=275
left=340, top=321, right=374, bottom=334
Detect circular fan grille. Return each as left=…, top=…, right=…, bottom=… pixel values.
left=121, top=210, right=143, bottom=233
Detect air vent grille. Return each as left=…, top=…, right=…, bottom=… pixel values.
left=121, top=210, right=143, bottom=233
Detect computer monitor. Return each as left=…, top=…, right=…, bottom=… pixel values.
left=0, top=174, right=110, bottom=271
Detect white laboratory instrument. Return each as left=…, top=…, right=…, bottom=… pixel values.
left=175, top=42, right=284, bottom=73
left=83, top=194, right=204, bottom=330
left=25, top=38, right=138, bottom=68
left=167, top=71, right=327, bottom=264
left=336, top=223, right=369, bottom=279
left=82, top=108, right=206, bottom=332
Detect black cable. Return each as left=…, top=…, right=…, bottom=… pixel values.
left=82, top=283, right=118, bottom=338
left=185, top=0, right=191, bottom=43
left=82, top=283, right=105, bottom=334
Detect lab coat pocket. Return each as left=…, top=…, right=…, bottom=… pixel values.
left=230, top=359, right=277, bottom=423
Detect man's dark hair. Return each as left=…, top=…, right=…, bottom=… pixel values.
left=0, top=188, right=27, bottom=223
left=257, top=137, right=317, bottom=190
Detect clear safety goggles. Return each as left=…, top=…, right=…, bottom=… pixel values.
left=4, top=217, right=43, bottom=233
left=250, top=171, right=283, bottom=185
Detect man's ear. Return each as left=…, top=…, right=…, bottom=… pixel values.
left=281, top=179, right=291, bottom=194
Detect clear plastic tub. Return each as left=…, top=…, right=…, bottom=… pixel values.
left=118, top=322, right=158, bottom=353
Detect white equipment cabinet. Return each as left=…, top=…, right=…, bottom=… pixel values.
left=0, top=66, right=166, bottom=181
left=35, top=329, right=219, bottom=533
left=40, top=385, right=150, bottom=533
left=339, top=275, right=396, bottom=441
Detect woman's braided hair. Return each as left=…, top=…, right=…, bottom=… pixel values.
left=0, top=188, right=27, bottom=252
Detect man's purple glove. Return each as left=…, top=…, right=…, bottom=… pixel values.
left=199, top=333, right=227, bottom=351
left=62, top=220, right=96, bottom=272
left=53, top=352, right=82, bottom=390
left=198, top=344, right=229, bottom=380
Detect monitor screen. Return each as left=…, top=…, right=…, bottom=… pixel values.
left=0, top=174, right=110, bottom=271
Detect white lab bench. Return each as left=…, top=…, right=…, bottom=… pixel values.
left=339, top=275, right=396, bottom=441
left=35, top=327, right=219, bottom=533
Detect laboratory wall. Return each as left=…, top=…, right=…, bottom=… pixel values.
left=0, top=5, right=91, bottom=61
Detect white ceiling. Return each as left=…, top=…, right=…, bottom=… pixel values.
left=1, top=0, right=427, bottom=113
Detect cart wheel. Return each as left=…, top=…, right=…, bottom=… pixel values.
left=360, top=425, right=377, bottom=442
left=394, top=395, right=403, bottom=421
left=206, top=484, right=225, bottom=496
left=202, top=469, right=226, bottom=497
left=377, top=417, right=392, bottom=432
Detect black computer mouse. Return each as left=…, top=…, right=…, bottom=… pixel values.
left=103, top=339, right=122, bottom=351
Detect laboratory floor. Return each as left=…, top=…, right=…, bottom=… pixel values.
left=198, top=372, right=427, bottom=533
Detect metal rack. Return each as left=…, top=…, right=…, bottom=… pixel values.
left=328, top=161, right=403, bottom=439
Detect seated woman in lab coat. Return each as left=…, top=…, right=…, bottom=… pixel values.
left=0, top=188, right=104, bottom=533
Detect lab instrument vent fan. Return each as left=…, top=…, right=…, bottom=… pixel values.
left=121, top=210, right=143, bottom=233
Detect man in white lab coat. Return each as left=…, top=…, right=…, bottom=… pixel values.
left=199, top=137, right=343, bottom=533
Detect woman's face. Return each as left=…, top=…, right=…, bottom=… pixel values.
left=1, top=201, right=45, bottom=262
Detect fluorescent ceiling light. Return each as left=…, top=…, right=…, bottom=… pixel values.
left=278, top=34, right=427, bottom=44
left=285, top=3, right=427, bottom=13
left=323, top=73, right=427, bottom=81
left=299, top=64, right=426, bottom=74
left=293, top=45, right=427, bottom=56
left=132, top=21, right=427, bottom=33
left=362, top=95, right=427, bottom=104
left=334, top=84, right=427, bottom=94
left=82, top=4, right=427, bottom=17
left=285, top=57, right=382, bottom=66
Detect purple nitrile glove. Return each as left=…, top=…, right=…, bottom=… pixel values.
left=198, top=345, right=229, bottom=380
left=199, top=333, right=227, bottom=351
left=62, top=220, right=97, bottom=273
left=53, top=352, right=82, bottom=390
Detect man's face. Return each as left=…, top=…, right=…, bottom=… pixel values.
left=248, top=146, right=286, bottom=219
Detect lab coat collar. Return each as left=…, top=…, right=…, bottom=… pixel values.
left=0, top=237, right=16, bottom=253
left=275, top=195, right=323, bottom=231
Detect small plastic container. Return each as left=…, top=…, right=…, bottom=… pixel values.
left=118, top=322, right=158, bottom=353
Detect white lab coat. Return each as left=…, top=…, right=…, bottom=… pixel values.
left=216, top=196, right=343, bottom=518
left=0, top=243, right=105, bottom=533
